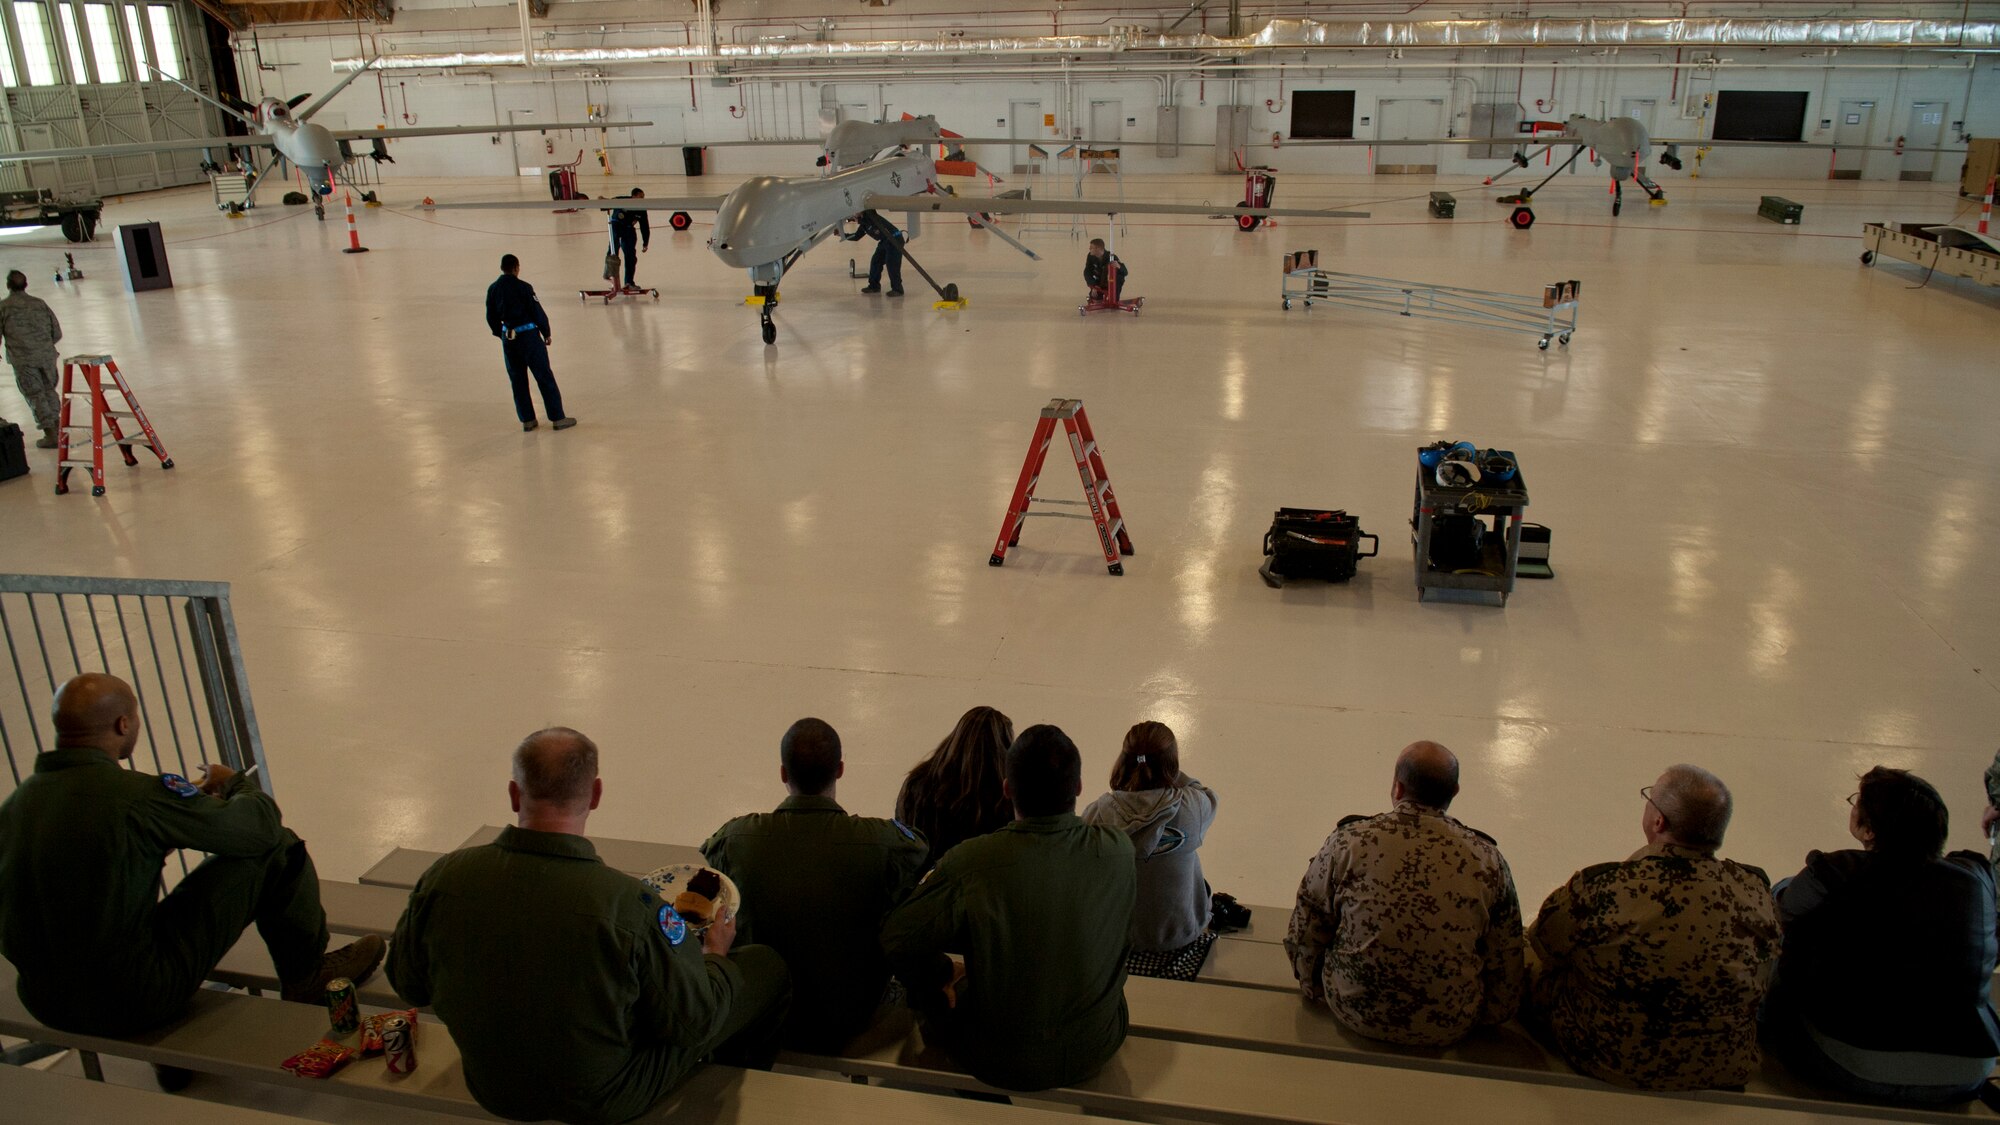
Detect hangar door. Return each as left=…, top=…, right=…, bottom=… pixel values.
left=1376, top=98, right=1443, bottom=174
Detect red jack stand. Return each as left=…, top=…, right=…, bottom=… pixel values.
left=990, top=398, right=1133, bottom=576
left=580, top=255, right=660, bottom=304
left=55, top=354, right=172, bottom=496
left=1080, top=221, right=1143, bottom=315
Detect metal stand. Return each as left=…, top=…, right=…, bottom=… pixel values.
left=1282, top=269, right=1577, bottom=349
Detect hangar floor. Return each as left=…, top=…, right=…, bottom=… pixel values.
left=1, top=170, right=1997, bottom=919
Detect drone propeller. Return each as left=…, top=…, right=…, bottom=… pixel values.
left=286, top=93, right=311, bottom=111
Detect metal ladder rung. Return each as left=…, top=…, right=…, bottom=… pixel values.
left=1075, top=441, right=1097, bottom=460
left=1032, top=497, right=1088, bottom=507
left=1021, top=511, right=1095, bottom=521
left=58, top=459, right=97, bottom=468
left=110, top=436, right=154, bottom=447
left=1105, top=518, right=1123, bottom=539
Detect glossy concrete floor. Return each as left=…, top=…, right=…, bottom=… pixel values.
left=1, top=169, right=1997, bottom=915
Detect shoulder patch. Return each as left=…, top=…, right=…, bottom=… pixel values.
left=892, top=818, right=918, bottom=842
left=1334, top=814, right=1370, bottom=829
left=160, top=773, right=201, bottom=798
left=656, top=902, right=688, bottom=947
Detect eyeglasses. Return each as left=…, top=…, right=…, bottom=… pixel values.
left=1845, top=792, right=1858, bottom=807
left=1640, top=785, right=1671, bottom=830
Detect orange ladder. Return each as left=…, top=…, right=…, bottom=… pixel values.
left=56, top=354, right=172, bottom=496
left=990, top=398, right=1133, bottom=576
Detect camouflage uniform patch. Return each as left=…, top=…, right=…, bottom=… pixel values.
left=1284, top=801, right=1525, bottom=1047
left=1525, top=842, right=1781, bottom=1091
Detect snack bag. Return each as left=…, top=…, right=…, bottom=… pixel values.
left=280, top=1039, right=355, bottom=1079
left=360, top=1008, right=420, bottom=1055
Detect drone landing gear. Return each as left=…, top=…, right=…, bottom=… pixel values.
left=754, top=284, right=778, bottom=344
left=1497, top=145, right=1588, bottom=231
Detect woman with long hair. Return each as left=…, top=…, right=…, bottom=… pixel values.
left=1081, top=721, right=1219, bottom=980
left=895, top=706, right=1015, bottom=870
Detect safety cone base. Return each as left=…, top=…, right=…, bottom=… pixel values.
left=744, top=293, right=779, bottom=306
left=933, top=297, right=969, bottom=310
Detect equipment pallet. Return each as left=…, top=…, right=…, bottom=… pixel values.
left=580, top=284, right=660, bottom=304
left=1283, top=268, right=1580, bottom=349
left=1860, top=223, right=2000, bottom=287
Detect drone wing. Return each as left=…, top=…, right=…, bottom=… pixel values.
left=430, top=196, right=729, bottom=212
left=333, top=121, right=649, bottom=142
left=0, top=136, right=275, bottom=162
left=862, top=192, right=1368, bottom=220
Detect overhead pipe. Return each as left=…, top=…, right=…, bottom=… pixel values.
left=333, top=17, right=2000, bottom=71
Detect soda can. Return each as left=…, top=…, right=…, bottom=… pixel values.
left=381, top=1014, right=417, bottom=1074
left=325, top=977, right=359, bottom=1036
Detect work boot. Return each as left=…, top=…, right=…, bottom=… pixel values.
left=280, top=934, right=386, bottom=1003
left=522, top=420, right=539, bottom=432
left=552, top=417, right=578, bottom=431
left=36, top=428, right=57, bottom=449
left=860, top=284, right=882, bottom=294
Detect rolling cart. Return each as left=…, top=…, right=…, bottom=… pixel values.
left=1284, top=265, right=1580, bottom=350
left=1411, top=461, right=1529, bottom=607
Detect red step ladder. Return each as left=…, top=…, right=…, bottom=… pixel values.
left=56, top=354, right=172, bottom=496
left=989, top=398, right=1133, bottom=576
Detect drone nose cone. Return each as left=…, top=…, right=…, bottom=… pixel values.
left=709, top=176, right=804, bottom=268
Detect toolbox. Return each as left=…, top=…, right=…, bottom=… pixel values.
left=1260, top=508, right=1378, bottom=588
left=1758, top=196, right=1803, bottom=225
left=0, top=422, right=28, bottom=483
left=1428, top=191, right=1457, bottom=219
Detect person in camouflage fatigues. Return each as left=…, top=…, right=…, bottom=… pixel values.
left=1525, top=764, right=1781, bottom=1091
left=0, top=270, right=62, bottom=448
left=1285, top=741, right=1525, bottom=1047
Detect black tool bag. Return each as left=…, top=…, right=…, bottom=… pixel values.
left=1261, top=508, right=1378, bottom=587
left=0, top=422, right=29, bottom=483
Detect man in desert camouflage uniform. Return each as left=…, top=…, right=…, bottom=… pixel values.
left=1285, top=741, right=1524, bottom=1047
left=1525, top=764, right=1781, bottom=1091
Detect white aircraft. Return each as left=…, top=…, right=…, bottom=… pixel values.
left=444, top=115, right=1369, bottom=344
left=1277, top=113, right=1962, bottom=223
left=0, top=62, right=646, bottom=220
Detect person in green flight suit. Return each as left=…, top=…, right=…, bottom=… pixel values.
left=0, top=673, right=384, bottom=1082
left=701, top=717, right=927, bottom=1054
left=881, top=723, right=1137, bottom=1092
left=389, top=727, right=790, bottom=1125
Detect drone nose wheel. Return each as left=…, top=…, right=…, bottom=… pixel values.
left=669, top=211, right=693, bottom=232
left=1509, top=205, right=1536, bottom=230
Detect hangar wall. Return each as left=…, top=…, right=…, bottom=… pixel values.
left=231, top=3, right=2000, bottom=188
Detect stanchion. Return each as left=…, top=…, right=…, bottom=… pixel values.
left=341, top=192, right=369, bottom=254
left=1980, top=177, right=1994, bottom=236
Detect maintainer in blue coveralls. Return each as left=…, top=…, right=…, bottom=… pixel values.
left=485, top=253, right=577, bottom=433
left=609, top=190, right=651, bottom=291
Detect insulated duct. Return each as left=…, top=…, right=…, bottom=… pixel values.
left=334, top=17, right=2000, bottom=71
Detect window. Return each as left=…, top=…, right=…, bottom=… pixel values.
left=83, top=3, right=119, bottom=80
left=13, top=2, right=60, bottom=85
left=0, top=19, right=16, bottom=85
left=1712, top=91, right=1809, bottom=142
left=1290, top=91, right=1356, bottom=140
left=144, top=3, right=174, bottom=78
left=124, top=3, right=147, bottom=75
left=57, top=3, right=85, bottom=83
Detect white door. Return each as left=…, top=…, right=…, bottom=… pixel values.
left=617, top=107, right=684, bottom=177
left=1089, top=99, right=1123, bottom=146
left=1619, top=97, right=1659, bottom=137
left=1376, top=98, right=1443, bottom=173
left=1902, top=101, right=1945, bottom=181
left=509, top=108, right=551, bottom=176
left=1009, top=99, right=1042, bottom=174
left=1833, top=99, right=1874, bottom=179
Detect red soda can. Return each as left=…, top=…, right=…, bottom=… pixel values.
left=381, top=1014, right=416, bottom=1074
left=324, top=977, right=359, bottom=1035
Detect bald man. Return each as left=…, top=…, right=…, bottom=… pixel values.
left=700, top=718, right=927, bottom=1053
left=0, top=673, right=383, bottom=1040
left=389, top=728, right=789, bottom=1125
left=1285, top=741, right=1524, bottom=1047
left=1524, top=765, right=1781, bottom=1090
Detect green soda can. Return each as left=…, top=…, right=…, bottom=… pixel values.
left=325, top=977, right=359, bottom=1035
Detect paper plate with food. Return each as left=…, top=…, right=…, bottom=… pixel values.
left=641, top=864, right=740, bottom=933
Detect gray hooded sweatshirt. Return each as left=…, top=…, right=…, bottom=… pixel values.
left=1081, top=777, right=1218, bottom=952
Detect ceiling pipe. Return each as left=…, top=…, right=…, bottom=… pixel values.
left=332, top=16, right=2000, bottom=72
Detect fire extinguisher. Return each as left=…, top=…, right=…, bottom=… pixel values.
left=1893, top=135, right=1905, bottom=155
left=546, top=139, right=555, bottom=155
left=1271, top=131, right=1282, bottom=149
